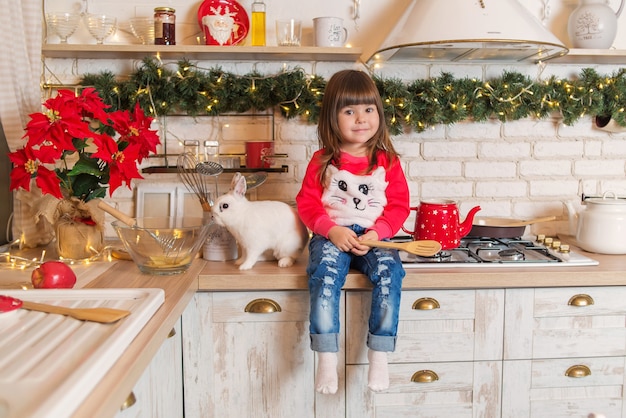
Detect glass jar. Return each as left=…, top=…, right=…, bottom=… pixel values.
left=154, top=7, right=176, bottom=45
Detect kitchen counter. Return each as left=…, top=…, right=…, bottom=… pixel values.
left=198, top=241, right=626, bottom=291
left=4, top=237, right=626, bottom=417
left=72, top=258, right=204, bottom=418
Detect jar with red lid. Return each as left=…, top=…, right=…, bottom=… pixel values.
left=154, top=7, right=176, bottom=45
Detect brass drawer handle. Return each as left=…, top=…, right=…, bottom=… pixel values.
left=565, top=364, right=591, bottom=378
left=168, top=328, right=176, bottom=338
left=568, top=294, right=594, bottom=307
left=412, top=297, right=440, bottom=310
left=244, top=298, right=282, bottom=313
left=411, top=370, right=439, bottom=383
left=120, top=391, right=136, bottom=411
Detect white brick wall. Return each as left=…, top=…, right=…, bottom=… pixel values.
left=42, top=0, right=626, bottom=239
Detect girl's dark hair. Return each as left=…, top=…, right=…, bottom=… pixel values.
left=316, top=69, right=399, bottom=185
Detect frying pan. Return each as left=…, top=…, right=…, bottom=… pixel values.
left=469, top=216, right=556, bottom=238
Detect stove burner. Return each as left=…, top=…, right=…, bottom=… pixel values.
left=394, top=235, right=598, bottom=267
left=415, top=251, right=452, bottom=262
left=498, top=248, right=525, bottom=261
left=432, top=251, right=452, bottom=261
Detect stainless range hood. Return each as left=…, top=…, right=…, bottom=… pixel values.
left=366, top=0, right=568, bottom=64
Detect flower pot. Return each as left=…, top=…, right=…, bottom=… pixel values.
left=54, top=198, right=105, bottom=260
left=56, top=221, right=104, bottom=259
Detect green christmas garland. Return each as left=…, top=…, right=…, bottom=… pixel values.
left=80, top=57, right=626, bottom=136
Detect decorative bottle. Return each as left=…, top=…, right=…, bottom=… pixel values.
left=251, top=0, right=266, bottom=46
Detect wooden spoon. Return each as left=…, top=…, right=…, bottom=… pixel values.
left=361, top=240, right=442, bottom=257
left=2, top=296, right=130, bottom=324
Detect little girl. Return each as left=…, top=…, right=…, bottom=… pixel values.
left=296, top=69, right=410, bottom=394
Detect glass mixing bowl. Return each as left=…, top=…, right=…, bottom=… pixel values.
left=113, top=217, right=209, bottom=275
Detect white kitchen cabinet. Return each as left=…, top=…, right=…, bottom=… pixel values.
left=180, top=285, right=626, bottom=417
left=346, top=361, right=502, bottom=418
left=502, top=287, right=626, bottom=418
left=345, top=289, right=504, bottom=418
left=181, top=291, right=345, bottom=418
left=116, top=319, right=183, bottom=418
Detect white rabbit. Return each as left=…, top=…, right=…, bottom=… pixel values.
left=212, top=173, right=309, bottom=270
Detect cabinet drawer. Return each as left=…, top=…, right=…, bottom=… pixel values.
left=505, top=288, right=626, bottom=359
left=208, top=290, right=309, bottom=323
left=532, top=287, right=626, bottom=317
left=346, top=361, right=502, bottom=418
left=346, top=289, right=504, bottom=364
left=502, top=357, right=625, bottom=418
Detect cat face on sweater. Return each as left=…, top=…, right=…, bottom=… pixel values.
left=322, top=165, right=388, bottom=228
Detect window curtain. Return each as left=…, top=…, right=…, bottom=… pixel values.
left=0, top=0, right=42, bottom=152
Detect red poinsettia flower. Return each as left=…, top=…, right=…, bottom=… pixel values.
left=109, top=103, right=160, bottom=162
left=92, top=133, right=144, bottom=194
left=8, top=147, right=62, bottom=199
left=8, top=88, right=160, bottom=203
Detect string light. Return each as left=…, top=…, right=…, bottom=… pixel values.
left=72, top=58, right=626, bottom=136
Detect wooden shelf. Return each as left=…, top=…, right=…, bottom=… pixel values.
left=41, top=44, right=626, bottom=65
left=142, top=165, right=289, bottom=174
left=42, top=44, right=363, bottom=62
left=551, top=48, right=626, bottom=65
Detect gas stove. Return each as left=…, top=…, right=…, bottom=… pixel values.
left=397, top=236, right=599, bottom=268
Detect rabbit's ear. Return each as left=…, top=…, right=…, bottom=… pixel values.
left=233, top=174, right=247, bottom=197
left=230, top=172, right=243, bottom=190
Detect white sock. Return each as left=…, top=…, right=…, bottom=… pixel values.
left=367, top=349, right=389, bottom=392
left=315, top=352, right=338, bottom=394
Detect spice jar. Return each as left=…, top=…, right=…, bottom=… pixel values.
left=154, top=7, right=176, bottom=45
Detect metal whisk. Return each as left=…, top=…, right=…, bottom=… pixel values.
left=176, top=153, right=223, bottom=212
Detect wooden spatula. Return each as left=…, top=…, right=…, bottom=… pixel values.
left=361, top=240, right=442, bottom=257
left=20, top=299, right=130, bottom=323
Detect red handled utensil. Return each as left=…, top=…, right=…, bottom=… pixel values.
left=0, top=294, right=130, bottom=323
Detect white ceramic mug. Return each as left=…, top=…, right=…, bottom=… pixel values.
left=313, top=17, right=348, bottom=47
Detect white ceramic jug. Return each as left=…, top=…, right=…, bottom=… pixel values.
left=568, top=0, right=625, bottom=48
left=564, top=192, right=626, bottom=254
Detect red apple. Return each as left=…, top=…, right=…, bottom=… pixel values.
left=31, top=261, right=77, bottom=289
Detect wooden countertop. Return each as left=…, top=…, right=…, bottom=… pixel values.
left=198, top=243, right=626, bottom=291
left=72, top=258, right=205, bottom=418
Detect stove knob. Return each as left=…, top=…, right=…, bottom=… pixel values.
left=559, top=244, right=570, bottom=253
left=544, top=237, right=553, bottom=247
left=537, top=234, right=546, bottom=243
left=552, top=240, right=561, bottom=249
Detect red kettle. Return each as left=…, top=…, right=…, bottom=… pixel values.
left=403, top=199, right=481, bottom=250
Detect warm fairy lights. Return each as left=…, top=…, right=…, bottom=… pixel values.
left=76, top=58, right=626, bottom=136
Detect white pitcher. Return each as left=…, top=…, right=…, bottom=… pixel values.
left=568, top=0, right=625, bottom=49
left=564, top=192, right=626, bottom=254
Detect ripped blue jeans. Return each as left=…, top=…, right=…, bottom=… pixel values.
left=307, top=225, right=405, bottom=353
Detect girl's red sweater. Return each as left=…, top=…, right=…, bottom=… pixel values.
left=296, top=149, right=410, bottom=240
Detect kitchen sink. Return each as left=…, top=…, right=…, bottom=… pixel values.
left=0, top=288, right=164, bottom=418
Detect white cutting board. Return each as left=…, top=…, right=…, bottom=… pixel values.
left=0, top=288, right=165, bottom=418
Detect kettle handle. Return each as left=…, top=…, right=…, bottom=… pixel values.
left=402, top=206, right=419, bottom=236
left=617, top=0, right=624, bottom=17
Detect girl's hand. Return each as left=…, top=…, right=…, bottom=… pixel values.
left=328, top=226, right=360, bottom=253
left=352, top=230, right=379, bottom=255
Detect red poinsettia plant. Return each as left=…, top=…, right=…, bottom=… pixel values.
left=9, top=88, right=160, bottom=204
